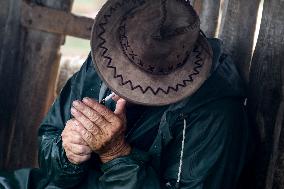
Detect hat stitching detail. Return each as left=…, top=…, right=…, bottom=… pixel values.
left=97, top=0, right=204, bottom=95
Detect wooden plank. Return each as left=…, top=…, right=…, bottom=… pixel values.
left=219, top=0, right=261, bottom=83
left=0, top=0, right=23, bottom=169
left=21, top=2, right=94, bottom=40
left=3, top=0, right=74, bottom=169
left=193, top=0, right=221, bottom=38
left=248, top=0, right=284, bottom=188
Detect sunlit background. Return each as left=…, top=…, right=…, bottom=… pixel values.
left=61, top=0, right=107, bottom=60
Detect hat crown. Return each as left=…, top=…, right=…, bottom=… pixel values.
left=119, top=0, right=200, bottom=75
left=91, top=0, right=213, bottom=105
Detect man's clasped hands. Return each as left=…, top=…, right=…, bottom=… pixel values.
left=61, top=96, right=131, bottom=164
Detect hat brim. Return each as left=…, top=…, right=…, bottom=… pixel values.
left=91, top=1, right=213, bottom=106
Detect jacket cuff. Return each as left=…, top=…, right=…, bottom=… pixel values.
left=58, top=136, right=87, bottom=174
left=100, top=148, right=150, bottom=172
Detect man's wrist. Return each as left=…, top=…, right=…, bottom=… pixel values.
left=100, top=143, right=132, bottom=163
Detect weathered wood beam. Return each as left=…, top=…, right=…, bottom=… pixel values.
left=21, top=1, right=93, bottom=40
left=4, top=0, right=74, bottom=169
left=249, top=0, right=284, bottom=188
left=193, top=0, right=221, bottom=38
left=219, top=0, right=261, bottom=83
left=0, top=0, right=23, bottom=169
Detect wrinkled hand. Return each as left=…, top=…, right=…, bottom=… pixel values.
left=61, top=119, right=92, bottom=165
left=70, top=97, right=131, bottom=163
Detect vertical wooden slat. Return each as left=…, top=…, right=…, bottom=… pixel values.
left=0, top=0, right=23, bottom=169
left=218, top=0, right=229, bottom=37
left=3, top=0, right=74, bottom=169
left=193, top=0, right=221, bottom=38
left=249, top=0, right=284, bottom=188
left=219, top=0, right=261, bottom=83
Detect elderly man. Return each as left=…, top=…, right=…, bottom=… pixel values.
left=0, top=0, right=251, bottom=188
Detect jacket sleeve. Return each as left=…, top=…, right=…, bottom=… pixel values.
left=98, top=148, right=162, bottom=188
left=38, top=55, right=96, bottom=188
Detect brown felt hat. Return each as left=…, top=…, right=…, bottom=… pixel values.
left=91, top=0, right=213, bottom=106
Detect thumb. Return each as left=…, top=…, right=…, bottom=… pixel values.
left=114, top=98, right=126, bottom=117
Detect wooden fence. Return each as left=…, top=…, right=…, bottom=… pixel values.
left=0, top=0, right=283, bottom=188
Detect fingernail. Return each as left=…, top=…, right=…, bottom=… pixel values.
left=71, top=107, right=77, bottom=114
left=83, top=97, right=91, bottom=103
left=73, top=101, right=80, bottom=107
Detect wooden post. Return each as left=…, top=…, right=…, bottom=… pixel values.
left=249, top=0, right=284, bottom=188
left=0, top=0, right=23, bottom=169
left=21, top=2, right=94, bottom=40
left=193, top=0, right=221, bottom=38
left=219, top=0, right=261, bottom=83
left=2, top=0, right=74, bottom=169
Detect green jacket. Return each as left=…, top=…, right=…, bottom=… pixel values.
left=0, top=38, right=251, bottom=189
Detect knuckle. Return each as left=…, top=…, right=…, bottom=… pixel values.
left=96, top=117, right=105, bottom=126
left=92, top=115, right=100, bottom=123
left=84, top=132, right=92, bottom=141
left=73, top=134, right=80, bottom=142
left=87, top=108, right=95, bottom=118
left=81, top=129, right=88, bottom=137
left=85, top=121, right=94, bottom=130
left=100, top=109, right=109, bottom=117
left=78, top=146, right=85, bottom=153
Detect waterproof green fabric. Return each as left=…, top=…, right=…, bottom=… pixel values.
left=0, top=38, right=251, bottom=189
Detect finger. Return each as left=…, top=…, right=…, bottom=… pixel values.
left=65, top=119, right=77, bottom=131
left=114, top=98, right=126, bottom=116
left=112, top=94, right=120, bottom=102
left=70, top=118, right=98, bottom=148
left=66, top=143, right=92, bottom=156
left=73, top=100, right=110, bottom=126
left=82, top=97, right=119, bottom=123
left=71, top=107, right=101, bottom=135
left=62, top=130, right=88, bottom=145
left=66, top=151, right=91, bottom=165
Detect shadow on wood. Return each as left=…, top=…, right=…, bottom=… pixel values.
left=249, top=0, right=284, bottom=188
